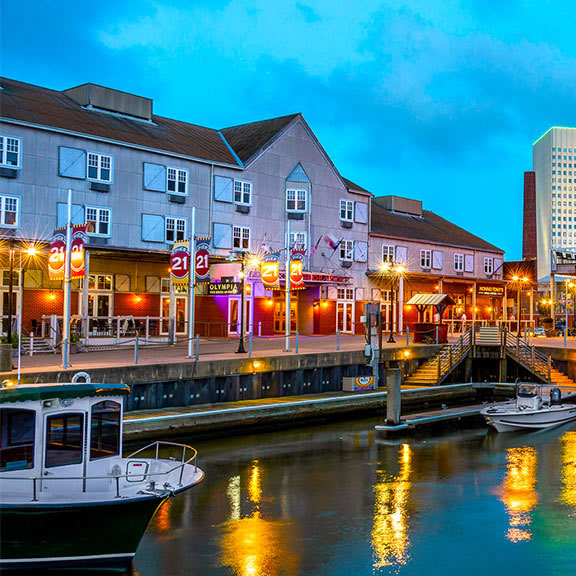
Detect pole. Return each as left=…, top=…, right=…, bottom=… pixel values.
left=285, top=219, right=291, bottom=352
left=565, top=280, right=568, bottom=349
left=7, top=243, right=14, bottom=344
left=17, top=253, right=22, bottom=384
left=187, top=207, right=196, bottom=358
left=387, top=277, right=396, bottom=343
left=62, top=188, right=72, bottom=369
left=236, top=258, right=246, bottom=353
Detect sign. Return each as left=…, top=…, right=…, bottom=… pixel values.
left=48, top=225, right=86, bottom=280
left=170, top=240, right=190, bottom=285
left=477, top=285, right=505, bottom=297
left=195, top=238, right=211, bottom=285
left=290, top=249, right=306, bottom=289
left=261, top=251, right=281, bottom=289
left=277, top=271, right=352, bottom=285
left=208, top=282, right=242, bottom=295
left=342, top=376, right=376, bottom=392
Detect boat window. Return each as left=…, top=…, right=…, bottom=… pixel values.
left=0, top=408, right=35, bottom=472
left=90, top=401, right=121, bottom=460
left=518, top=385, right=538, bottom=398
left=45, top=413, right=84, bottom=468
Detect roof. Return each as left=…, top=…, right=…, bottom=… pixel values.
left=342, top=177, right=372, bottom=195
left=406, top=293, right=456, bottom=307
left=370, top=201, right=503, bottom=253
left=220, top=113, right=300, bottom=163
left=0, top=383, right=130, bottom=404
left=0, top=77, right=240, bottom=165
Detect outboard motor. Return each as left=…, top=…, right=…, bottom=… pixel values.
left=550, top=387, right=562, bottom=406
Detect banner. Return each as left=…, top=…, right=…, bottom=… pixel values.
left=170, top=240, right=190, bottom=285
left=48, top=225, right=86, bottom=280
left=290, top=249, right=306, bottom=289
left=260, top=251, right=281, bottom=289
left=195, top=238, right=211, bottom=285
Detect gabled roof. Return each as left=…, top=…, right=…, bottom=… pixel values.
left=342, top=177, right=372, bottom=195
left=220, top=113, right=300, bottom=164
left=0, top=77, right=240, bottom=166
left=370, top=201, right=503, bottom=253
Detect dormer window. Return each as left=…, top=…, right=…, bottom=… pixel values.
left=286, top=189, right=307, bottom=212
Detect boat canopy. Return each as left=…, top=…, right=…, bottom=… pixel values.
left=0, top=383, right=130, bottom=404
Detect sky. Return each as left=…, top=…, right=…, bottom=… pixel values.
left=2, top=0, right=576, bottom=260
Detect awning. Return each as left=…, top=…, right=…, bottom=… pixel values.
left=406, top=293, right=456, bottom=307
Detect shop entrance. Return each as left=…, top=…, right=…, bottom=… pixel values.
left=228, top=297, right=252, bottom=336
left=274, top=300, right=297, bottom=333
left=160, top=295, right=187, bottom=336
left=336, top=301, right=354, bottom=333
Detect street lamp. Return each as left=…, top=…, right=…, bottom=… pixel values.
left=380, top=261, right=405, bottom=344
left=510, top=275, right=530, bottom=336
left=235, top=253, right=261, bottom=354
left=565, top=279, right=574, bottom=348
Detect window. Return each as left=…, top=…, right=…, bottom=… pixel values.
left=234, top=180, right=252, bottom=205
left=420, top=249, right=432, bottom=269
left=45, top=413, right=84, bottom=468
left=161, top=278, right=171, bottom=293
left=340, top=239, right=354, bottom=261
left=290, top=231, right=307, bottom=250
left=484, top=257, right=494, bottom=275
left=382, top=245, right=395, bottom=263
left=454, top=253, right=464, bottom=272
left=0, top=408, right=35, bottom=472
left=0, top=135, right=21, bottom=168
left=87, top=153, right=112, bottom=182
left=88, top=274, right=113, bottom=291
left=86, top=207, right=111, bottom=236
left=0, top=195, right=19, bottom=227
left=167, top=167, right=188, bottom=195
left=233, top=226, right=250, bottom=250
left=337, top=288, right=354, bottom=300
left=340, top=200, right=354, bottom=221
left=90, top=401, right=121, bottom=460
left=166, top=217, right=186, bottom=243
left=286, top=189, right=307, bottom=212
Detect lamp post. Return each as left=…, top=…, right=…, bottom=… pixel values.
left=565, top=279, right=574, bottom=348
left=380, top=262, right=406, bottom=344
left=511, top=275, right=529, bottom=336
left=6, top=243, right=14, bottom=344
left=235, top=253, right=261, bottom=354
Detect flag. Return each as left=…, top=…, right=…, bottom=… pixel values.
left=324, top=234, right=341, bottom=249
left=310, top=236, right=323, bottom=256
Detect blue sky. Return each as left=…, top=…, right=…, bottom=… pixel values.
left=2, top=0, right=575, bottom=260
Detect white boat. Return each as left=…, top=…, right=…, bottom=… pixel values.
left=0, top=380, right=204, bottom=570
left=481, top=383, right=576, bottom=433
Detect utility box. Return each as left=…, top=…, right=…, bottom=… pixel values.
left=343, top=376, right=376, bottom=392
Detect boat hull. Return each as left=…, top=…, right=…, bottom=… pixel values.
left=0, top=494, right=167, bottom=570
left=482, top=405, right=576, bottom=433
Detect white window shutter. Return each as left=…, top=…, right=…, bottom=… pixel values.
left=213, top=222, right=232, bottom=249
left=327, top=286, right=338, bottom=299
left=320, top=285, right=328, bottom=299
left=371, top=288, right=381, bottom=301
left=57, top=203, right=84, bottom=227
left=24, top=269, right=42, bottom=288
left=494, top=258, right=503, bottom=275
left=115, top=274, right=130, bottom=292
left=432, top=250, right=443, bottom=270
left=59, top=147, right=86, bottom=179
left=354, top=201, right=368, bottom=224
left=214, top=176, right=233, bottom=203
left=141, top=214, right=165, bottom=243
left=355, top=241, right=368, bottom=262
left=464, top=254, right=474, bottom=272
left=355, top=287, right=365, bottom=301
left=396, top=246, right=408, bottom=264
left=145, top=276, right=160, bottom=293
left=143, top=163, right=166, bottom=192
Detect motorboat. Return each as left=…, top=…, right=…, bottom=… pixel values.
left=481, top=382, right=576, bottom=433
left=0, top=380, right=204, bottom=570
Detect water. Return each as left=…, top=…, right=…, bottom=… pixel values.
left=132, top=418, right=576, bottom=576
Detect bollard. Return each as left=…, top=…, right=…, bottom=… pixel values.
left=386, top=368, right=402, bottom=425
left=406, top=327, right=409, bottom=346
left=134, top=335, right=139, bottom=365
left=30, top=332, right=34, bottom=357
left=337, top=329, right=340, bottom=351
left=195, top=334, right=200, bottom=361
left=295, top=331, right=299, bottom=354
left=258, top=321, right=262, bottom=337
left=116, top=317, right=121, bottom=346
left=249, top=332, right=253, bottom=358
left=435, top=325, right=439, bottom=344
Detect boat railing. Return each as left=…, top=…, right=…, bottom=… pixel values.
left=1, top=441, right=199, bottom=503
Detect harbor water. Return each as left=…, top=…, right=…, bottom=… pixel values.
left=126, top=417, right=576, bottom=576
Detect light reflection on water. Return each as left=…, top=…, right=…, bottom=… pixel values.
left=126, top=419, right=576, bottom=576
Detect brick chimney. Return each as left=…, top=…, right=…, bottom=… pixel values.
left=522, top=171, right=537, bottom=261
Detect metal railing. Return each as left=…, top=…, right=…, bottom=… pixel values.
left=0, top=441, right=199, bottom=503
left=504, top=329, right=552, bottom=383
left=434, top=328, right=472, bottom=383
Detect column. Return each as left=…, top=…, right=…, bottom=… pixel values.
left=398, top=276, right=404, bottom=334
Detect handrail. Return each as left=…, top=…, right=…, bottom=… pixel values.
left=504, top=330, right=552, bottom=383
left=435, top=328, right=472, bottom=382
left=0, top=441, right=199, bottom=502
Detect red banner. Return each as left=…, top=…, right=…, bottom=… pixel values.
left=48, top=225, right=86, bottom=280
left=290, top=249, right=306, bottom=289
left=195, top=238, right=211, bottom=285
left=170, top=240, right=190, bottom=285
left=261, top=251, right=281, bottom=289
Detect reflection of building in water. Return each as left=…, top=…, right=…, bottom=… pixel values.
left=561, top=431, right=576, bottom=512
left=220, top=460, right=300, bottom=576
left=499, top=447, right=538, bottom=543
left=372, top=443, right=412, bottom=568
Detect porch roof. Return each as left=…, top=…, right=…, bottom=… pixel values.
left=406, top=293, right=456, bottom=307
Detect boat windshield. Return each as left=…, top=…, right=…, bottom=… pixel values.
left=518, top=384, right=539, bottom=398
left=0, top=408, right=36, bottom=472
left=90, top=400, right=121, bottom=460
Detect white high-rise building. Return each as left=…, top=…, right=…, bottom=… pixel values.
left=533, top=127, right=576, bottom=280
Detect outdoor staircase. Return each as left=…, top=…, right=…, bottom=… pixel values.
left=20, top=336, right=56, bottom=354
left=475, top=326, right=500, bottom=346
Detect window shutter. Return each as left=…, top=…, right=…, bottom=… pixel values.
left=396, top=246, right=408, bottom=264
left=141, top=214, right=165, bottom=243
left=57, top=203, right=84, bottom=227
left=253, top=282, right=266, bottom=297
left=24, top=269, right=43, bottom=288
left=355, top=287, right=365, bottom=301
left=465, top=254, right=474, bottom=272
left=371, top=288, right=381, bottom=301
left=214, top=176, right=233, bottom=203
left=115, top=274, right=130, bottom=292
left=355, top=241, right=368, bottom=262
left=327, top=286, right=338, bottom=299
left=494, top=258, right=503, bottom=275
left=145, top=276, right=160, bottom=293
left=213, top=222, right=232, bottom=249
left=59, top=147, right=86, bottom=179
left=354, top=202, right=368, bottom=224
left=143, top=163, right=166, bottom=192
left=432, top=250, right=443, bottom=270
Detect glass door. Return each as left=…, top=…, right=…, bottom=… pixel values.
left=337, top=301, right=354, bottom=333
left=160, top=296, right=187, bottom=335
left=274, top=300, right=297, bottom=333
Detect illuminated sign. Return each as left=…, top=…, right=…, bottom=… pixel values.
left=208, top=282, right=242, bottom=295
left=48, top=225, right=86, bottom=280
left=261, top=252, right=281, bottom=289
left=170, top=240, right=190, bottom=285
left=477, top=285, right=505, bottom=297
left=195, top=238, right=211, bottom=285
left=290, top=249, right=306, bottom=289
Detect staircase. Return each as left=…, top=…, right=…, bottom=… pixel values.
left=475, top=326, right=500, bottom=345
left=21, top=336, right=56, bottom=354
left=405, top=330, right=471, bottom=385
